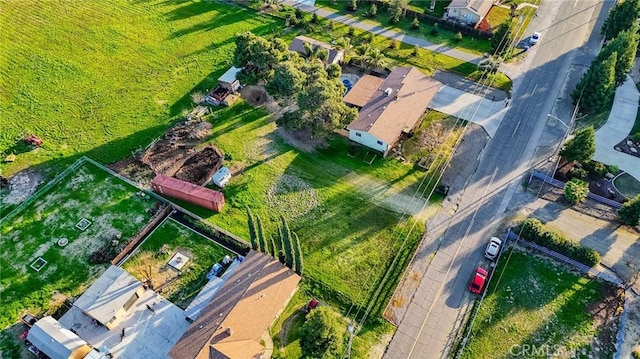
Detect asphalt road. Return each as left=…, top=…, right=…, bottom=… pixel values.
left=384, top=0, right=613, bottom=358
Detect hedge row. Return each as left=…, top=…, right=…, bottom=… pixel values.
left=515, top=218, right=601, bottom=267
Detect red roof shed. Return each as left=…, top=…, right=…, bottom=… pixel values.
left=152, top=174, right=225, bottom=212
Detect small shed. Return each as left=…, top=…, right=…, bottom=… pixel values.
left=152, top=174, right=225, bottom=212
left=212, top=167, right=231, bottom=188
left=26, top=316, right=93, bottom=359
left=218, top=66, right=242, bottom=92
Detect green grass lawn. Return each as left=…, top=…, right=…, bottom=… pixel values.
left=0, top=0, right=283, bottom=176
left=169, top=102, right=425, bottom=316
left=459, top=251, right=617, bottom=358
left=0, top=161, right=157, bottom=329
left=485, top=6, right=511, bottom=30
left=122, top=218, right=232, bottom=309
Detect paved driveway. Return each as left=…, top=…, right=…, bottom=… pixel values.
left=428, top=85, right=508, bottom=138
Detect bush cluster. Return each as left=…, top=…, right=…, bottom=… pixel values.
left=515, top=218, right=601, bottom=267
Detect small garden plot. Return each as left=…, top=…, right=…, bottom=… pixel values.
left=122, top=218, right=232, bottom=309
left=0, top=161, right=158, bottom=329
left=458, top=251, right=623, bottom=359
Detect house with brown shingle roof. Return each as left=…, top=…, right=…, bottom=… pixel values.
left=288, top=35, right=344, bottom=65
left=346, top=67, right=442, bottom=157
left=168, top=251, right=300, bottom=359
left=445, top=0, right=494, bottom=28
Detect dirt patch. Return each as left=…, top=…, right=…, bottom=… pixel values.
left=275, top=127, right=327, bottom=153
left=240, top=85, right=269, bottom=107
left=109, top=158, right=156, bottom=188
left=2, top=168, right=43, bottom=204
left=586, top=285, right=625, bottom=357
left=173, top=146, right=223, bottom=185
left=369, top=333, right=393, bottom=359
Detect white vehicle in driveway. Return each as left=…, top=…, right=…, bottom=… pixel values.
left=529, top=32, right=540, bottom=45
left=484, top=237, right=502, bottom=260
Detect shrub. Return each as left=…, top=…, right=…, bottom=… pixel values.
left=369, top=3, right=377, bottom=17
left=582, top=161, right=607, bottom=180
left=618, top=194, right=640, bottom=226
left=430, top=23, right=439, bottom=35
left=608, top=165, right=620, bottom=174
left=568, top=167, right=588, bottom=181
left=327, top=20, right=335, bottom=30
left=389, top=39, right=399, bottom=49
left=300, top=307, right=344, bottom=358
left=632, top=132, right=640, bottom=142
left=295, top=7, right=303, bottom=20
left=455, top=31, right=463, bottom=42
left=412, top=45, right=419, bottom=56
left=411, top=17, right=420, bottom=30
left=348, top=27, right=355, bottom=36
left=348, top=0, right=357, bottom=12
left=632, top=347, right=640, bottom=359
left=311, top=12, right=318, bottom=24
left=515, top=218, right=601, bottom=267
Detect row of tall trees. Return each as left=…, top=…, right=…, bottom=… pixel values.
left=573, top=5, right=640, bottom=112
left=246, top=208, right=303, bottom=274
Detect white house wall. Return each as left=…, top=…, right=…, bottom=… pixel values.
left=348, top=130, right=388, bottom=154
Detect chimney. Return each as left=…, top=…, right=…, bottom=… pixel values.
left=226, top=327, right=234, bottom=336
left=384, top=88, right=393, bottom=97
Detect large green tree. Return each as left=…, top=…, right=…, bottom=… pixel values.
left=601, top=0, right=640, bottom=41
left=560, top=126, right=596, bottom=164
left=292, top=232, right=303, bottom=275
left=233, top=32, right=287, bottom=81
left=280, top=215, right=294, bottom=268
left=266, top=61, right=306, bottom=100
left=618, top=194, right=640, bottom=226
left=572, top=52, right=617, bottom=112
left=596, top=23, right=640, bottom=85
left=491, top=23, right=514, bottom=58
left=300, top=307, right=344, bottom=358
left=246, top=208, right=258, bottom=251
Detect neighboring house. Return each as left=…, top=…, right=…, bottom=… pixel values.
left=169, top=251, right=301, bottom=359
left=26, top=316, right=107, bottom=359
left=445, top=0, right=494, bottom=28
left=346, top=67, right=442, bottom=157
left=73, top=266, right=145, bottom=330
left=288, top=35, right=344, bottom=65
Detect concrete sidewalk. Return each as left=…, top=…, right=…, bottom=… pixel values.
left=280, top=0, right=483, bottom=64
left=428, top=85, right=509, bottom=137
left=593, top=76, right=640, bottom=181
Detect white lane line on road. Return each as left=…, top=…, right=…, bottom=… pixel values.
left=406, top=167, right=499, bottom=359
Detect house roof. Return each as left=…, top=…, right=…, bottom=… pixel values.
left=169, top=251, right=301, bottom=359
left=73, top=266, right=142, bottom=326
left=26, top=316, right=93, bottom=359
left=218, top=67, right=242, bottom=85
left=347, top=67, right=442, bottom=145
left=447, top=0, right=493, bottom=17
left=343, top=75, right=385, bottom=108
left=152, top=174, right=225, bottom=204
left=288, top=35, right=343, bottom=64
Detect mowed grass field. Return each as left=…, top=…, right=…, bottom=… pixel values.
left=0, top=161, right=157, bottom=329
left=0, top=0, right=282, bottom=176
left=459, top=251, right=616, bottom=358
left=122, top=218, right=232, bottom=309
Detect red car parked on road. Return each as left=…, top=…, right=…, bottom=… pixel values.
left=468, top=267, right=489, bottom=294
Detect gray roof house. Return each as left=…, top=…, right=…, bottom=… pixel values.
left=73, top=266, right=144, bottom=330
left=288, top=35, right=344, bottom=65
left=445, top=0, right=494, bottom=28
